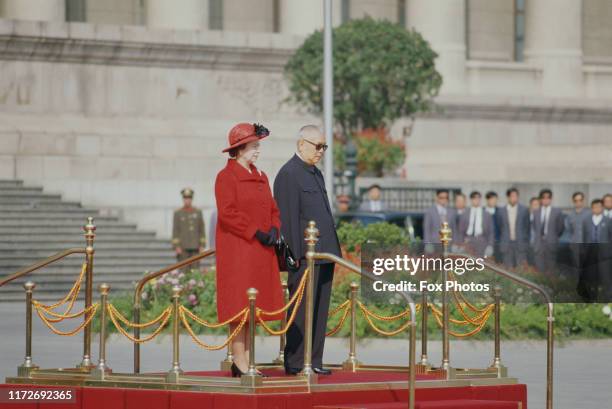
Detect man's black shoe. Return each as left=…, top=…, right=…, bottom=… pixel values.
left=313, top=367, right=332, bottom=375
left=284, top=367, right=301, bottom=375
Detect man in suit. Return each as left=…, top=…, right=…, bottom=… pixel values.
left=172, top=188, right=206, bottom=272
left=458, top=191, right=494, bottom=257
left=497, top=187, right=530, bottom=268
left=566, top=192, right=591, bottom=279
left=603, top=193, right=612, bottom=219
left=532, top=189, right=565, bottom=274
left=580, top=199, right=612, bottom=301
left=527, top=196, right=540, bottom=266
left=485, top=191, right=502, bottom=262
left=423, top=189, right=456, bottom=251
left=359, top=184, right=387, bottom=212
left=452, top=193, right=467, bottom=247
left=273, top=125, right=341, bottom=376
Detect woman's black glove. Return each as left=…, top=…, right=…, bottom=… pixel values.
left=267, top=227, right=279, bottom=244
left=255, top=229, right=273, bottom=246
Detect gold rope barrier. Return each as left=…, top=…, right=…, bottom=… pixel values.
left=31, top=263, right=87, bottom=323
left=34, top=303, right=98, bottom=336
left=357, top=301, right=415, bottom=336
left=326, top=300, right=351, bottom=336
left=181, top=305, right=248, bottom=329
left=429, top=304, right=494, bottom=337
left=107, top=304, right=173, bottom=343
left=180, top=307, right=249, bottom=351
left=256, top=268, right=309, bottom=336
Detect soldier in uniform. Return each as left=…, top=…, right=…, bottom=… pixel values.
left=172, top=188, right=206, bottom=272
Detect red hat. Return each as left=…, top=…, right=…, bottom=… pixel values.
left=222, top=123, right=270, bottom=153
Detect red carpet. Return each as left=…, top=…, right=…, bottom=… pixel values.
left=0, top=375, right=527, bottom=409
left=183, top=369, right=442, bottom=382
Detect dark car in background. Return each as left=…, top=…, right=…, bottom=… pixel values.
left=335, top=211, right=424, bottom=241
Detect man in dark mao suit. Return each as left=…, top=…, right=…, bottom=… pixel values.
left=273, top=125, right=341, bottom=375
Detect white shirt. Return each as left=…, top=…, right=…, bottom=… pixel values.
left=466, top=207, right=483, bottom=237
left=605, top=209, right=611, bottom=218
left=540, top=206, right=551, bottom=235
left=593, top=214, right=603, bottom=226
left=436, top=204, right=448, bottom=222
left=507, top=204, right=518, bottom=241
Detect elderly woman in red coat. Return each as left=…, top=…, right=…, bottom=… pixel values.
left=215, top=122, right=284, bottom=377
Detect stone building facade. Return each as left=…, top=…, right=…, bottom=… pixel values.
left=0, top=0, right=611, bottom=238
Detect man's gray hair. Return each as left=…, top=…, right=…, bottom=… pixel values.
left=297, top=125, right=323, bottom=142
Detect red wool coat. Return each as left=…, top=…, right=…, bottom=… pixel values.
left=214, top=159, right=284, bottom=322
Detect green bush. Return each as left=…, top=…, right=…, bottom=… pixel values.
left=337, top=221, right=410, bottom=253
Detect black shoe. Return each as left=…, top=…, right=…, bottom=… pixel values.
left=230, top=362, right=244, bottom=378
left=313, top=367, right=332, bottom=375
left=284, top=366, right=302, bottom=375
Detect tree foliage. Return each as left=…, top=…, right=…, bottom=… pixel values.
left=284, top=17, right=443, bottom=136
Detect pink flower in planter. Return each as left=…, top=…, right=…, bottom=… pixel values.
left=188, top=294, right=198, bottom=306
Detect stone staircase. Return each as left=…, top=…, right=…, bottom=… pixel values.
left=0, top=180, right=178, bottom=302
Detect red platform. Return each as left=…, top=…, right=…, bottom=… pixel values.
left=0, top=369, right=527, bottom=409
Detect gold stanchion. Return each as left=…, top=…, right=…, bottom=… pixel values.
left=490, top=285, right=507, bottom=377
left=18, top=281, right=38, bottom=377
left=220, top=336, right=234, bottom=370
left=79, top=216, right=96, bottom=369
left=299, top=221, right=318, bottom=384
left=166, top=285, right=183, bottom=383
left=241, top=288, right=262, bottom=386
left=419, top=288, right=430, bottom=368
left=91, top=283, right=111, bottom=380
left=439, top=222, right=454, bottom=379
left=342, top=282, right=360, bottom=371
left=272, top=279, right=288, bottom=365
left=409, top=314, right=417, bottom=409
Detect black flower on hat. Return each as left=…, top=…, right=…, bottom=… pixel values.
left=253, top=123, right=270, bottom=137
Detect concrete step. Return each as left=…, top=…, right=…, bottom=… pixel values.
left=0, top=226, right=143, bottom=234
left=0, top=211, right=102, bottom=219
left=0, top=203, right=85, bottom=210
left=0, top=233, right=157, bottom=242
left=0, top=192, right=62, bottom=199
left=0, top=198, right=79, bottom=205
left=0, top=241, right=172, bottom=251
left=0, top=180, right=23, bottom=187
left=0, top=208, right=99, bottom=216
left=0, top=249, right=177, bottom=258
left=0, top=219, right=137, bottom=228
left=0, top=256, right=175, bottom=269
left=0, top=187, right=44, bottom=194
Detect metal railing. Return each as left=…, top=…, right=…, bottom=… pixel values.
left=0, top=217, right=96, bottom=369
left=438, top=222, right=554, bottom=409
left=132, top=249, right=216, bottom=373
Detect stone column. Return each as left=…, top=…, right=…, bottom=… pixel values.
left=146, top=0, right=207, bottom=30
left=524, top=0, right=583, bottom=97
left=279, top=0, right=342, bottom=35
left=1, top=0, right=64, bottom=22
left=407, top=0, right=467, bottom=94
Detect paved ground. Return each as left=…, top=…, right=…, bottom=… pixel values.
left=0, top=302, right=610, bottom=409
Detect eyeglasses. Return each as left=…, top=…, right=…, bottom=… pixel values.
left=303, top=138, right=328, bottom=152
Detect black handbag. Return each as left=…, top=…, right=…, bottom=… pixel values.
left=274, top=234, right=300, bottom=273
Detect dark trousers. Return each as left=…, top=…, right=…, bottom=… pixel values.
left=501, top=241, right=527, bottom=269
left=284, top=262, right=335, bottom=369
left=177, top=249, right=200, bottom=273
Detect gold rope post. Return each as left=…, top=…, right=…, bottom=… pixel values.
left=439, top=221, right=454, bottom=379
left=300, top=221, right=318, bottom=384
left=79, top=216, right=96, bottom=369
left=419, top=288, right=429, bottom=367
left=166, top=285, right=183, bottom=383
left=220, top=333, right=234, bottom=371
left=490, top=285, right=507, bottom=377
left=273, top=279, right=288, bottom=365
left=91, top=283, right=111, bottom=380
left=17, top=281, right=38, bottom=378
left=342, top=282, right=360, bottom=371
left=242, top=288, right=262, bottom=386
